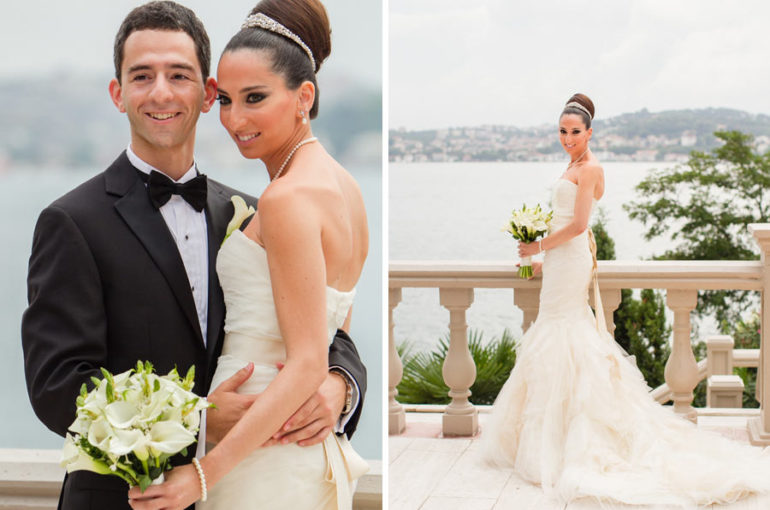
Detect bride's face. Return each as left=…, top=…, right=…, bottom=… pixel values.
left=559, top=114, right=592, bottom=158
left=216, top=49, right=301, bottom=160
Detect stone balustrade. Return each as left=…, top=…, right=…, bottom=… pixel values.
left=389, top=223, right=770, bottom=443
left=0, top=449, right=382, bottom=510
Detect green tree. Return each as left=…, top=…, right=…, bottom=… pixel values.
left=624, top=130, right=769, bottom=327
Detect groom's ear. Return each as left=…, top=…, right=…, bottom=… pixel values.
left=108, top=78, right=126, bottom=113
left=201, top=77, right=218, bottom=114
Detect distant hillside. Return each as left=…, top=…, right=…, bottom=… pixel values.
left=0, top=73, right=381, bottom=170
left=390, top=108, right=770, bottom=163
left=596, top=107, right=770, bottom=143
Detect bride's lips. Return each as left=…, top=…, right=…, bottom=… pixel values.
left=235, top=132, right=261, bottom=146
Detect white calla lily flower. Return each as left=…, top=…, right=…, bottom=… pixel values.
left=224, top=195, right=255, bottom=243
left=148, top=421, right=196, bottom=454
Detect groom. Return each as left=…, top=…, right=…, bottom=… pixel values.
left=21, top=2, right=366, bottom=509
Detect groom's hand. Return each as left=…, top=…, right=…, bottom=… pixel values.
left=206, top=362, right=257, bottom=444
left=266, top=366, right=346, bottom=447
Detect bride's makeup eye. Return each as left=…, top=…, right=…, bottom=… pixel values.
left=217, top=94, right=231, bottom=106
left=246, top=92, right=266, bottom=103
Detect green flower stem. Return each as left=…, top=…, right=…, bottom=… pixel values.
left=112, top=470, right=136, bottom=487
left=115, top=461, right=140, bottom=482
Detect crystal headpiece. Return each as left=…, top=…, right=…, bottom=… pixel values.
left=241, top=13, right=316, bottom=71
left=564, top=101, right=592, bottom=120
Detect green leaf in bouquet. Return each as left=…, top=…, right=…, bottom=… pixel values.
left=100, top=367, right=114, bottom=384
left=153, top=379, right=161, bottom=392
left=181, top=447, right=188, bottom=457
left=80, top=383, right=88, bottom=398
left=167, top=366, right=180, bottom=381
left=184, top=365, right=195, bottom=390
left=91, top=376, right=102, bottom=388
left=106, top=381, right=115, bottom=403
left=139, top=474, right=152, bottom=492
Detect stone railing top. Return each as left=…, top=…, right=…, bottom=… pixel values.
left=390, top=260, right=763, bottom=291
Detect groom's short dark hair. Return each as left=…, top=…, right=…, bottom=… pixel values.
left=113, top=1, right=211, bottom=82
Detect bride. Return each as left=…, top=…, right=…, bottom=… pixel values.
left=128, top=1, right=368, bottom=509
left=482, top=93, right=770, bottom=506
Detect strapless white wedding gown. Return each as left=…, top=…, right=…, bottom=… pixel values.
left=199, top=229, right=368, bottom=510
left=482, top=179, right=770, bottom=506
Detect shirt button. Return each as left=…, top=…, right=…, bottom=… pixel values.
left=191, top=286, right=195, bottom=291
left=185, top=235, right=189, bottom=241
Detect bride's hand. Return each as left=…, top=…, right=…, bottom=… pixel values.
left=127, top=465, right=201, bottom=510
left=518, top=241, right=541, bottom=258
left=264, top=364, right=346, bottom=447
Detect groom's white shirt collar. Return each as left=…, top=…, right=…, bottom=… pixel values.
left=126, top=144, right=198, bottom=183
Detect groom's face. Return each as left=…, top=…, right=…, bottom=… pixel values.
left=108, top=29, right=217, bottom=159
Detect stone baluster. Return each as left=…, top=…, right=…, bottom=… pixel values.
left=439, top=288, right=478, bottom=436
left=513, top=288, right=540, bottom=333
left=749, top=224, right=770, bottom=444
left=594, top=288, right=622, bottom=336
left=388, top=288, right=406, bottom=435
left=664, top=289, right=699, bottom=422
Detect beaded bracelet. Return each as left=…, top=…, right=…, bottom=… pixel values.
left=191, top=457, right=208, bottom=502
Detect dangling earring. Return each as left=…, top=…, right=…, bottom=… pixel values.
left=300, top=110, right=307, bottom=125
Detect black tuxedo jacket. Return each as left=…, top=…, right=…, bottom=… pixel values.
left=21, top=152, right=366, bottom=510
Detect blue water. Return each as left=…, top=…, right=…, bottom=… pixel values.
left=0, top=163, right=382, bottom=460
left=389, top=161, right=687, bottom=351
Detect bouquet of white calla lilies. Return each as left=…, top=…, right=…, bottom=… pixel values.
left=60, top=361, right=211, bottom=491
left=504, top=203, right=553, bottom=278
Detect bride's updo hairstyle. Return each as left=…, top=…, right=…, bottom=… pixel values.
left=561, top=93, right=595, bottom=129
left=224, top=0, right=331, bottom=119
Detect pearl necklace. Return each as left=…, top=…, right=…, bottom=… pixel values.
left=567, top=147, right=589, bottom=169
left=271, top=137, right=318, bottom=182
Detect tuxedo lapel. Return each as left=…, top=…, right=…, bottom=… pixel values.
left=106, top=154, right=204, bottom=347
left=204, top=183, right=232, bottom=359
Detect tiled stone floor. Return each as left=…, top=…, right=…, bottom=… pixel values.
left=389, top=410, right=770, bottom=510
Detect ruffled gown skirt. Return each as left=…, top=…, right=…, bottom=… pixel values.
left=482, top=218, right=770, bottom=506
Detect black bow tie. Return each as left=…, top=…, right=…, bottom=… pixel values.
left=145, top=170, right=208, bottom=212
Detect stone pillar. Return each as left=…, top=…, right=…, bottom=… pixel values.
left=439, top=288, right=478, bottom=436
left=388, top=288, right=406, bottom=435
left=513, top=288, right=540, bottom=333
left=706, top=335, right=734, bottom=376
left=665, top=289, right=699, bottom=422
left=707, top=375, right=744, bottom=408
left=749, top=224, right=770, bottom=445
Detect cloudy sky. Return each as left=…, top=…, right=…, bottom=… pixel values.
left=390, top=0, right=770, bottom=130
left=0, top=0, right=381, bottom=87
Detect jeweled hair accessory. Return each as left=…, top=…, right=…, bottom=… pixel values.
left=564, top=101, right=592, bottom=120
left=242, top=13, right=316, bottom=71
